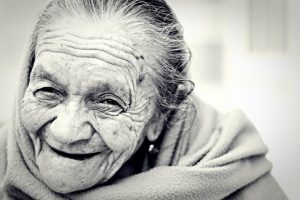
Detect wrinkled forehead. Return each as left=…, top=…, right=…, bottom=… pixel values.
left=34, top=17, right=148, bottom=83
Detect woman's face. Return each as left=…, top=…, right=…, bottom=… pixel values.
left=20, top=18, right=157, bottom=193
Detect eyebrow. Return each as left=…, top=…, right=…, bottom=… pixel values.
left=30, top=65, right=65, bottom=87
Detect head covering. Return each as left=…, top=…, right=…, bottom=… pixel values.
left=0, top=2, right=287, bottom=200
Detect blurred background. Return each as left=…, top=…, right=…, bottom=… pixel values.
left=0, top=0, right=299, bottom=199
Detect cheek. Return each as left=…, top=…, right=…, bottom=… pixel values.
left=21, top=91, right=57, bottom=134
left=95, top=118, right=145, bottom=153
left=93, top=104, right=155, bottom=153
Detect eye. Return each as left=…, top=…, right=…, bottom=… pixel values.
left=99, top=99, right=121, bottom=106
left=34, top=87, right=64, bottom=103
left=89, top=94, right=127, bottom=115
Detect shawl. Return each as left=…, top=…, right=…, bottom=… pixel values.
left=0, top=4, right=288, bottom=200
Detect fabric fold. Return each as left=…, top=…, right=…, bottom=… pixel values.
left=1, top=99, right=277, bottom=199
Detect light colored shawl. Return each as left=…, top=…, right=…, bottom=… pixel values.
left=0, top=7, right=288, bottom=200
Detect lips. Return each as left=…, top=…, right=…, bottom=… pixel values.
left=49, top=145, right=100, bottom=160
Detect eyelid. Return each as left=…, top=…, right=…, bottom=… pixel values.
left=100, top=94, right=126, bottom=107
left=90, top=93, right=128, bottom=110
left=31, top=80, right=65, bottom=100
left=34, top=87, right=62, bottom=99
left=31, top=80, right=65, bottom=94
left=35, top=87, right=60, bottom=95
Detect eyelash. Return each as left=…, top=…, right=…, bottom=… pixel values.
left=36, top=87, right=59, bottom=94
left=91, top=94, right=127, bottom=110
left=34, top=87, right=64, bottom=102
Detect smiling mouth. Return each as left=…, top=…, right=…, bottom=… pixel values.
left=49, top=146, right=100, bottom=161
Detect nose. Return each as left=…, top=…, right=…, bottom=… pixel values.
left=50, top=101, right=93, bottom=145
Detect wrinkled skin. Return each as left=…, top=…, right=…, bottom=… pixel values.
left=20, top=18, right=160, bottom=193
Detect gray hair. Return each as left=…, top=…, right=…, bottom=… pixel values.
left=30, top=0, right=194, bottom=114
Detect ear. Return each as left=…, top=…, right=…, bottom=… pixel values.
left=174, top=80, right=195, bottom=105
left=146, top=80, right=194, bottom=142
left=146, top=112, right=165, bottom=142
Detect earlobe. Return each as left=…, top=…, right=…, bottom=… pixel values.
left=146, top=113, right=165, bottom=142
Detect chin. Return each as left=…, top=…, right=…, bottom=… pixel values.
left=36, top=140, right=117, bottom=194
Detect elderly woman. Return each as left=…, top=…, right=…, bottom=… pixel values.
left=0, top=0, right=287, bottom=199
